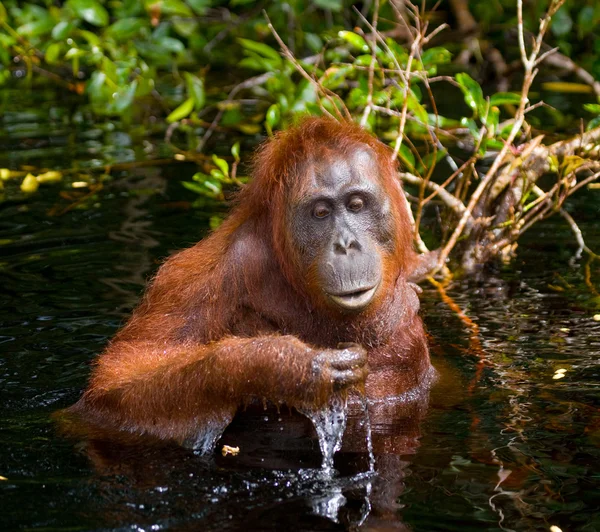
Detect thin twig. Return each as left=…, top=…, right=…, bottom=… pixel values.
left=195, top=72, right=274, bottom=152
left=434, top=0, right=563, bottom=274
left=265, top=12, right=350, bottom=120
left=401, top=172, right=471, bottom=219
left=558, top=208, right=596, bottom=258
left=361, top=0, right=380, bottom=127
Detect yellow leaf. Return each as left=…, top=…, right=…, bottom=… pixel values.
left=221, top=445, right=240, bottom=456
left=542, top=82, right=593, bottom=94
left=37, top=171, right=63, bottom=184
left=20, top=174, right=39, bottom=193
left=562, top=155, right=585, bottom=176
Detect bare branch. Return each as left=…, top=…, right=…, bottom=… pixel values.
left=360, top=0, right=380, bottom=127
left=400, top=171, right=472, bottom=221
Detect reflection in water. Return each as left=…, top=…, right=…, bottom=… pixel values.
left=64, top=388, right=431, bottom=530
left=311, top=487, right=347, bottom=524
left=360, top=395, right=376, bottom=474
left=101, top=167, right=166, bottom=313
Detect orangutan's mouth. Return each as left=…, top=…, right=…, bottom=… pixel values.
left=327, top=283, right=379, bottom=311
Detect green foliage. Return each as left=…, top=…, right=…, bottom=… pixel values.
left=167, top=97, right=195, bottom=123
left=456, top=73, right=486, bottom=119
left=68, top=0, right=110, bottom=27
left=1, top=0, right=599, bottom=202
left=584, top=103, right=600, bottom=130
left=470, top=0, right=600, bottom=80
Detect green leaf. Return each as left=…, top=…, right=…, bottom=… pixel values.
left=238, top=38, right=281, bottom=62
left=79, top=29, right=101, bottom=46
left=587, top=116, right=600, bottom=131
left=427, top=113, right=460, bottom=129
left=277, top=94, right=289, bottom=112
left=354, top=54, right=373, bottom=67
left=265, top=103, right=280, bottom=131
left=231, top=142, right=240, bottom=162
left=192, top=172, right=208, bottom=182
left=185, top=174, right=223, bottom=198
left=151, top=0, right=193, bottom=16
left=173, top=19, right=198, bottom=37
left=490, top=92, right=521, bottom=106
left=221, top=108, right=243, bottom=126
left=460, top=116, right=480, bottom=139
left=313, top=0, right=342, bottom=12
left=113, top=81, right=138, bottom=113
left=52, top=21, right=74, bottom=40
left=182, top=180, right=222, bottom=198
left=292, top=80, right=317, bottom=112
left=86, top=71, right=106, bottom=99
left=135, top=76, right=154, bottom=98
left=17, top=17, right=55, bottom=37
left=397, top=143, right=415, bottom=172
left=321, top=65, right=353, bottom=90
left=167, top=97, right=194, bottom=122
left=456, top=72, right=486, bottom=119
left=584, top=103, right=600, bottom=114
left=238, top=57, right=265, bottom=71
left=65, top=47, right=85, bottom=60
left=182, top=181, right=204, bottom=194
left=45, top=43, right=63, bottom=65
left=68, top=0, right=110, bottom=27
left=210, top=169, right=225, bottom=180
left=384, top=37, right=408, bottom=65
left=107, top=18, right=143, bottom=40
left=157, top=36, right=185, bottom=54
left=186, top=0, right=210, bottom=15
left=338, top=31, right=369, bottom=53
left=305, top=33, right=323, bottom=53
left=209, top=215, right=224, bottom=229
left=416, top=148, right=447, bottom=175
left=184, top=72, right=205, bottom=111
left=483, top=105, right=500, bottom=135
left=406, top=90, right=428, bottom=124
left=421, top=47, right=452, bottom=67
left=347, top=87, right=367, bottom=109
left=212, top=155, right=229, bottom=178
left=101, top=56, right=118, bottom=83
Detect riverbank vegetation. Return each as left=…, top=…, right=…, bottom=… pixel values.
left=1, top=0, right=600, bottom=275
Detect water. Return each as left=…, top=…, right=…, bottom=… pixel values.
left=1, top=87, right=600, bottom=530
left=300, top=395, right=349, bottom=472
left=360, top=396, right=376, bottom=474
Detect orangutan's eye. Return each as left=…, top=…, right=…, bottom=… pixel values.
left=347, top=196, right=364, bottom=212
left=313, top=203, right=331, bottom=219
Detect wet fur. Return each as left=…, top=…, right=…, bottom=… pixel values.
left=66, top=118, right=433, bottom=447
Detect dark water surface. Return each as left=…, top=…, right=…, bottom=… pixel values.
left=1, top=89, right=600, bottom=531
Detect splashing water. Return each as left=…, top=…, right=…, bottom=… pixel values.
left=356, top=395, right=375, bottom=526
left=301, top=394, right=348, bottom=472
left=311, top=488, right=347, bottom=523
left=360, top=395, right=375, bottom=473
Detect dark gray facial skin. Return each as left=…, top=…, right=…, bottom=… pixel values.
left=288, top=148, right=396, bottom=313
